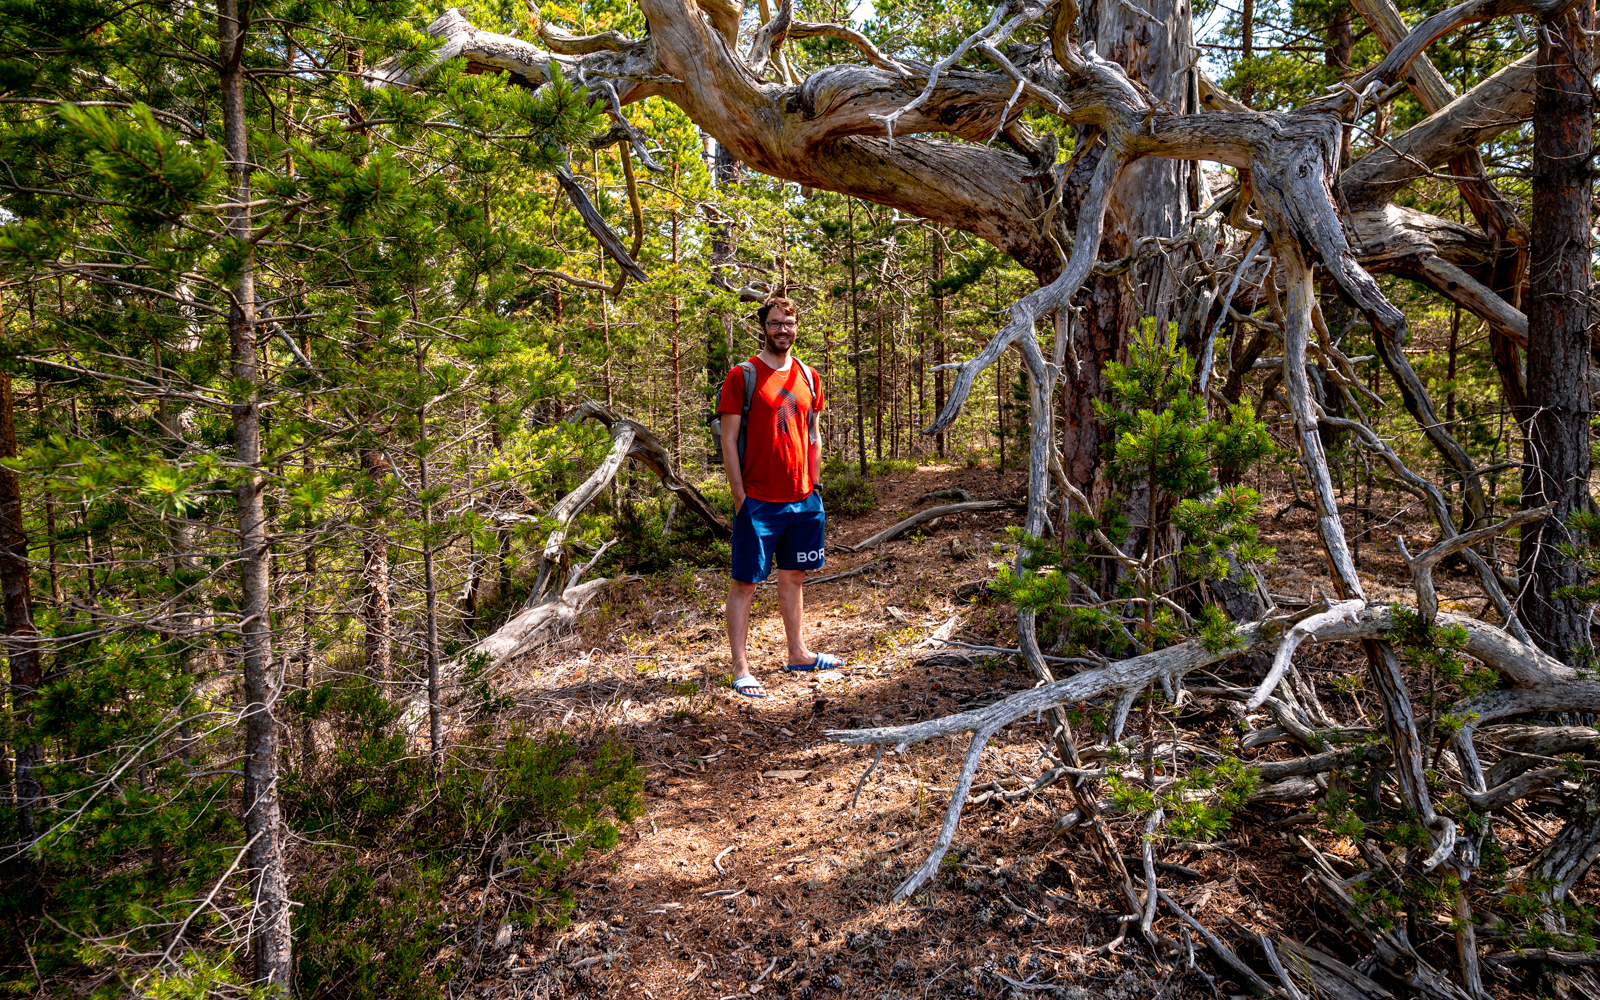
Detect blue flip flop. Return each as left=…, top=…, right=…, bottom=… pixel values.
left=785, top=652, right=842, bottom=672
left=732, top=675, right=768, bottom=698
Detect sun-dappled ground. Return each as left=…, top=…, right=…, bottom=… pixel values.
left=451, top=463, right=1589, bottom=1000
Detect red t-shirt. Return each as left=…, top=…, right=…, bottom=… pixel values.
left=717, top=356, right=826, bottom=503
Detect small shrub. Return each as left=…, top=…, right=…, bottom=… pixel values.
left=868, top=458, right=916, bottom=477
left=297, top=864, right=456, bottom=1000
left=287, top=692, right=644, bottom=998
left=603, top=493, right=730, bottom=574
left=827, top=476, right=876, bottom=516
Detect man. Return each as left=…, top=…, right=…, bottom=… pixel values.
left=716, top=296, right=841, bottom=698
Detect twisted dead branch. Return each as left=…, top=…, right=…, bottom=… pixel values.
left=527, top=400, right=728, bottom=607
left=825, top=600, right=1583, bottom=892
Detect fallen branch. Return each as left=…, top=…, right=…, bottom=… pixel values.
left=529, top=400, right=728, bottom=606
left=1398, top=504, right=1550, bottom=625
left=928, top=638, right=1101, bottom=667
left=400, top=574, right=636, bottom=736
left=845, top=499, right=1022, bottom=551
left=760, top=558, right=886, bottom=587
left=1458, top=766, right=1568, bottom=811
left=1485, top=949, right=1600, bottom=968
left=1157, top=888, right=1277, bottom=996
left=823, top=602, right=1593, bottom=900
left=1246, top=599, right=1365, bottom=710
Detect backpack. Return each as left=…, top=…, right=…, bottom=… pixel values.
left=712, top=358, right=821, bottom=471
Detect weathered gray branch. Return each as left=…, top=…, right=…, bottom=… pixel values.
left=844, top=499, right=1021, bottom=552
left=1398, top=504, right=1551, bottom=625
left=528, top=400, right=728, bottom=607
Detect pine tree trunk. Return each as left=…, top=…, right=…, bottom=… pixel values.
left=996, top=351, right=1005, bottom=474
left=1326, top=2, right=1354, bottom=163
left=418, top=346, right=442, bottom=765
left=1057, top=0, right=1192, bottom=587
left=849, top=200, right=866, bottom=476
left=1519, top=7, right=1593, bottom=659
left=875, top=288, right=884, bottom=462
left=670, top=211, right=683, bottom=465
left=707, top=141, right=742, bottom=464
left=1, top=371, right=42, bottom=895
left=890, top=303, right=900, bottom=459
left=300, top=543, right=316, bottom=774
left=37, top=383, right=62, bottom=609
left=360, top=448, right=394, bottom=679
left=932, top=238, right=946, bottom=459
left=219, top=0, right=291, bottom=982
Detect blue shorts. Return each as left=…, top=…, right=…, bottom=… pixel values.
left=731, top=490, right=826, bottom=583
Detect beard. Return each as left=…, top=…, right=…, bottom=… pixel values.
left=763, top=331, right=794, bottom=356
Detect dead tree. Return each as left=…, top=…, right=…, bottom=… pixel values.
left=399, top=402, right=705, bottom=734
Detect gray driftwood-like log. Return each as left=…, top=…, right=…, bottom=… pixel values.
left=843, top=499, right=1021, bottom=552
left=400, top=574, right=638, bottom=736
left=823, top=601, right=1582, bottom=900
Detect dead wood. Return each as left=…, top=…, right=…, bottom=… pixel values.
left=1486, top=949, right=1600, bottom=968
left=1157, top=888, right=1278, bottom=995
left=844, top=499, right=1022, bottom=551
left=824, top=601, right=1591, bottom=899
left=527, top=400, right=727, bottom=607
left=399, top=574, right=635, bottom=736
left=1275, top=935, right=1396, bottom=1000
left=917, top=488, right=972, bottom=504
left=760, top=558, right=886, bottom=586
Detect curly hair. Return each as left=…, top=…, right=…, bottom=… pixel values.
left=757, top=296, right=799, bottom=327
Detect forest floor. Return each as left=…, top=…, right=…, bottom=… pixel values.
left=464, top=462, right=1548, bottom=1000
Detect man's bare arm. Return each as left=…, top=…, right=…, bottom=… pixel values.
left=720, top=413, right=746, bottom=512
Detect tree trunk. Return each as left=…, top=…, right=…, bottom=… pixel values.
left=1519, top=7, right=1593, bottom=659
left=219, top=0, right=292, bottom=983
left=670, top=210, right=683, bottom=465
left=849, top=199, right=867, bottom=476
left=707, top=141, right=742, bottom=447
left=1, top=371, right=41, bottom=895
left=875, top=287, right=884, bottom=462
left=1240, top=0, right=1255, bottom=107
left=360, top=448, right=394, bottom=679
left=418, top=347, right=442, bottom=766
left=931, top=236, right=947, bottom=459
left=996, top=349, right=1006, bottom=474
left=1065, top=0, right=1193, bottom=574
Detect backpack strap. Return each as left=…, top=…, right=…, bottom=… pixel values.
left=797, top=360, right=821, bottom=444
left=736, top=360, right=758, bottom=466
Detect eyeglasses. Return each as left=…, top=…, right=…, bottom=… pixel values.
left=766, top=320, right=798, bottom=331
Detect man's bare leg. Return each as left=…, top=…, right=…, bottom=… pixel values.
left=725, top=579, right=764, bottom=695
left=777, top=568, right=817, bottom=666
